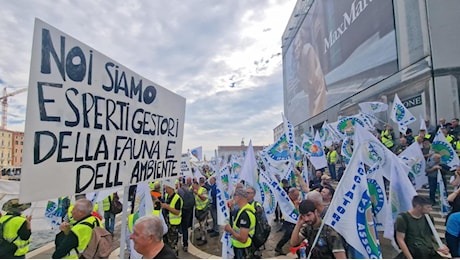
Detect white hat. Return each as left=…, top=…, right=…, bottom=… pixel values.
left=162, top=178, right=175, bottom=189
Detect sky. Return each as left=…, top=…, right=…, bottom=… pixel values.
left=0, top=0, right=296, bottom=159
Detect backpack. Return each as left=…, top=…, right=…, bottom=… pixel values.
left=108, top=193, right=123, bottom=215
left=394, top=212, right=410, bottom=249
left=78, top=222, right=113, bottom=259
left=0, top=216, right=19, bottom=257
left=178, top=187, right=195, bottom=209
left=244, top=202, right=271, bottom=249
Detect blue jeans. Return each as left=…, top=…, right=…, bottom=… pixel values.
left=210, top=205, right=218, bottom=233
left=104, top=211, right=115, bottom=233
left=328, top=163, right=336, bottom=180
left=428, top=175, right=437, bottom=205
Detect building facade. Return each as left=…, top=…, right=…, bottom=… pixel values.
left=12, top=131, right=24, bottom=167
left=0, top=129, right=12, bottom=167
left=217, top=143, right=265, bottom=163
left=282, top=0, right=460, bottom=140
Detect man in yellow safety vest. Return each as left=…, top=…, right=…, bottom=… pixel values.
left=161, top=178, right=182, bottom=257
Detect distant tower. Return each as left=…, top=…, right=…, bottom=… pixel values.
left=241, top=138, right=245, bottom=146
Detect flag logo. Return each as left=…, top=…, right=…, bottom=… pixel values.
left=311, top=141, right=324, bottom=157
left=363, top=141, right=386, bottom=167
left=303, top=140, right=324, bottom=157
left=268, top=135, right=290, bottom=161
left=432, top=141, right=455, bottom=164
left=319, top=127, right=330, bottom=140
left=260, top=182, right=275, bottom=214
left=367, top=179, right=385, bottom=214
left=394, top=104, right=405, bottom=121
left=357, top=191, right=381, bottom=258
left=338, top=117, right=364, bottom=136
left=341, top=138, right=353, bottom=164
left=294, top=146, right=303, bottom=161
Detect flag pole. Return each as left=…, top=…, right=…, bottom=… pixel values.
left=119, top=186, right=129, bottom=258
left=424, top=214, right=451, bottom=258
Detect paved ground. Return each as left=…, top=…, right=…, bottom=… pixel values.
left=27, top=214, right=400, bottom=259
left=191, top=219, right=400, bottom=259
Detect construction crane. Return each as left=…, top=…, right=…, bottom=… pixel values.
left=0, top=87, right=28, bottom=130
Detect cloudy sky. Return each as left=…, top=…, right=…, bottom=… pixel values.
left=0, top=0, right=295, bottom=159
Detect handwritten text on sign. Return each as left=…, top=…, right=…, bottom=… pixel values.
left=20, top=19, right=185, bottom=202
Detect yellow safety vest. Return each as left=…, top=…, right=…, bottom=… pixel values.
left=381, top=130, right=394, bottom=148
left=195, top=187, right=209, bottom=210
left=232, top=204, right=255, bottom=248
left=102, top=194, right=114, bottom=211
left=0, top=215, right=30, bottom=257
left=128, top=212, right=139, bottom=233
left=165, top=193, right=182, bottom=225
left=455, top=141, right=460, bottom=156
left=327, top=150, right=338, bottom=164
left=64, top=216, right=100, bottom=259
left=446, top=134, right=454, bottom=144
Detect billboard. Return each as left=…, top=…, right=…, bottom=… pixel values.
left=20, top=19, right=186, bottom=202
left=284, top=0, right=398, bottom=126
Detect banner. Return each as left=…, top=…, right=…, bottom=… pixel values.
left=21, top=19, right=186, bottom=202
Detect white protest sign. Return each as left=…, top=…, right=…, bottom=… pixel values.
left=20, top=19, right=185, bottom=202
left=180, top=153, right=193, bottom=177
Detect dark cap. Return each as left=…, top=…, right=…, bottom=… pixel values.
left=299, top=199, right=316, bottom=215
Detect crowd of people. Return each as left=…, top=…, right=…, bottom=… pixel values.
left=2, top=118, right=460, bottom=259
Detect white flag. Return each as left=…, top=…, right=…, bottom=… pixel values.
left=383, top=160, right=417, bottom=242
left=359, top=102, right=388, bottom=114
left=191, top=146, right=203, bottom=161
left=258, top=171, right=277, bottom=226
left=398, top=142, right=427, bottom=190
left=216, top=166, right=231, bottom=225
left=438, top=170, right=451, bottom=217
left=432, top=128, right=460, bottom=170
left=221, top=232, right=234, bottom=259
left=366, top=164, right=389, bottom=232
left=260, top=170, right=298, bottom=224
left=341, top=137, right=353, bottom=166
left=239, top=140, right=261, bottom=201
left=390, top=94, right=416, bottom=133
left=301, top=131, right=327, bottom=169
left=323, top=146, right=382, bottom=259
left=282, top=113, right=297, bottom=157
left=353, top=124, right=409, bottom=180
left=320, top=121, right=334, bottom=147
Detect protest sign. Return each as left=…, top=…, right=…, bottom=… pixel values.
left=20, top=19, right=185, bottom=202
